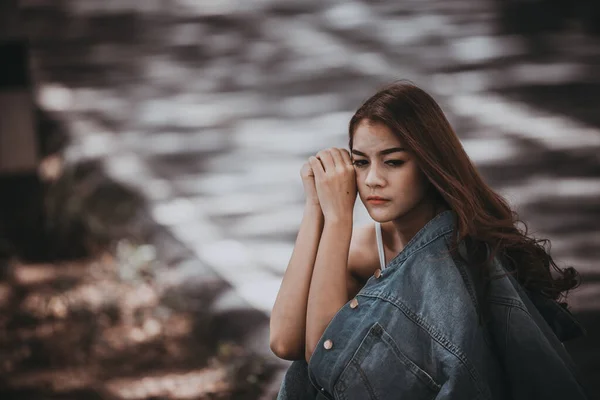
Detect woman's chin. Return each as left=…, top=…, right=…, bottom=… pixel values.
left=367, top=209, right=393, bottom=223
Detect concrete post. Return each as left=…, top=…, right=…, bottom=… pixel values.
left=0, top=0, right=39, bottom=174
left=0, top=0, right=45, bottom=260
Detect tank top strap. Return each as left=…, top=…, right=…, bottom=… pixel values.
left=375, top=222, right=386, bottom=270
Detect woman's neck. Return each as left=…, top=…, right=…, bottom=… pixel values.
left=387, top=200, right=449, bottom=253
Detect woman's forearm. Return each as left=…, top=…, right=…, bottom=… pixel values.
left=270, top=203, right=324, bottom=360
left=305, top=215, right=353, bottom=362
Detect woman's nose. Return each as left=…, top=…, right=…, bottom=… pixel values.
left=365, top=165, right=385, bottom=187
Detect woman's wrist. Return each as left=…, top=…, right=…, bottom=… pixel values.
left=304, top=201, right=322, bottom=212
left=323, top=212, right=353, bottom=226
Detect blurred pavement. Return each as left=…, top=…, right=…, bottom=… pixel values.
left=16, top=0, right=600, bottom=398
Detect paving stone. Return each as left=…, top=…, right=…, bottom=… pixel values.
left=242, top=240, right=295, bottom=275
left=232, top=115, right=351, bottom=155
left=461, top=137, right=523, bottom=165
left=229, top=205, right=305, bottom=238
left=137, top=131, right=230, bottom=157
left=322, top=2, right=374, bottom=31
left=202, top=190, right=301, bottom=218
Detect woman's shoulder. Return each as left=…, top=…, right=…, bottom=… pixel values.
left=348, top=222, right=380, bottom=281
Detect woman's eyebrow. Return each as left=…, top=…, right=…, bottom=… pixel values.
left=351, top=147, right=406, bottom=157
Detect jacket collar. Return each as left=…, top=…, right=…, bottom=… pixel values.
left=386, top=209, right=585, bottom=342
left=388, top=209, right=456, bottom=267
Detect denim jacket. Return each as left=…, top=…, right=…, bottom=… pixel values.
left=305, top=210, right=587, bottom=400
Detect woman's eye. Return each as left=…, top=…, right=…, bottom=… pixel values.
left=352, top=160, right=404, bottom=167
left=386, top=160, right=405, bottom=167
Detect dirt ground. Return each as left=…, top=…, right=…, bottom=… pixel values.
left=0, top=252, right=278, bottom=400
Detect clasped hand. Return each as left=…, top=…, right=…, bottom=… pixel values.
left=307, top=148, right=357, bottom=221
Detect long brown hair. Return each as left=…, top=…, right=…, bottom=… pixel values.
left=348, top=81, right=579, bottom=307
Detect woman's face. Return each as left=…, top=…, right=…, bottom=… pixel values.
left=351, top=119, right=431, bottom=223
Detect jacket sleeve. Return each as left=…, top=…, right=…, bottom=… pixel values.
left=502, top=306, right=588, bottom=400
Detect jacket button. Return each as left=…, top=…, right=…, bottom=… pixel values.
left=374, top=268, right=382, bottom=278
left=323, top=339, right=333, bottom=350
left=350, top=298, right=359, bottom=309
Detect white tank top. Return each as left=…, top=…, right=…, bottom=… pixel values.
left=375, top=222, right=386, bottom=270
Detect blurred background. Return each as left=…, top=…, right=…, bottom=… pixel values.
left=0, top=0, right=599, bottom=399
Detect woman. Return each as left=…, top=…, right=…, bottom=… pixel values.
left=269, top=81, right=588, bottom=399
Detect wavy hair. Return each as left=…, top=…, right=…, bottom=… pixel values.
left=348, top=81, right=579, bottom=308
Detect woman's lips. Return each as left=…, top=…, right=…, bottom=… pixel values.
left=367, top=199, right=390, bottom=205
